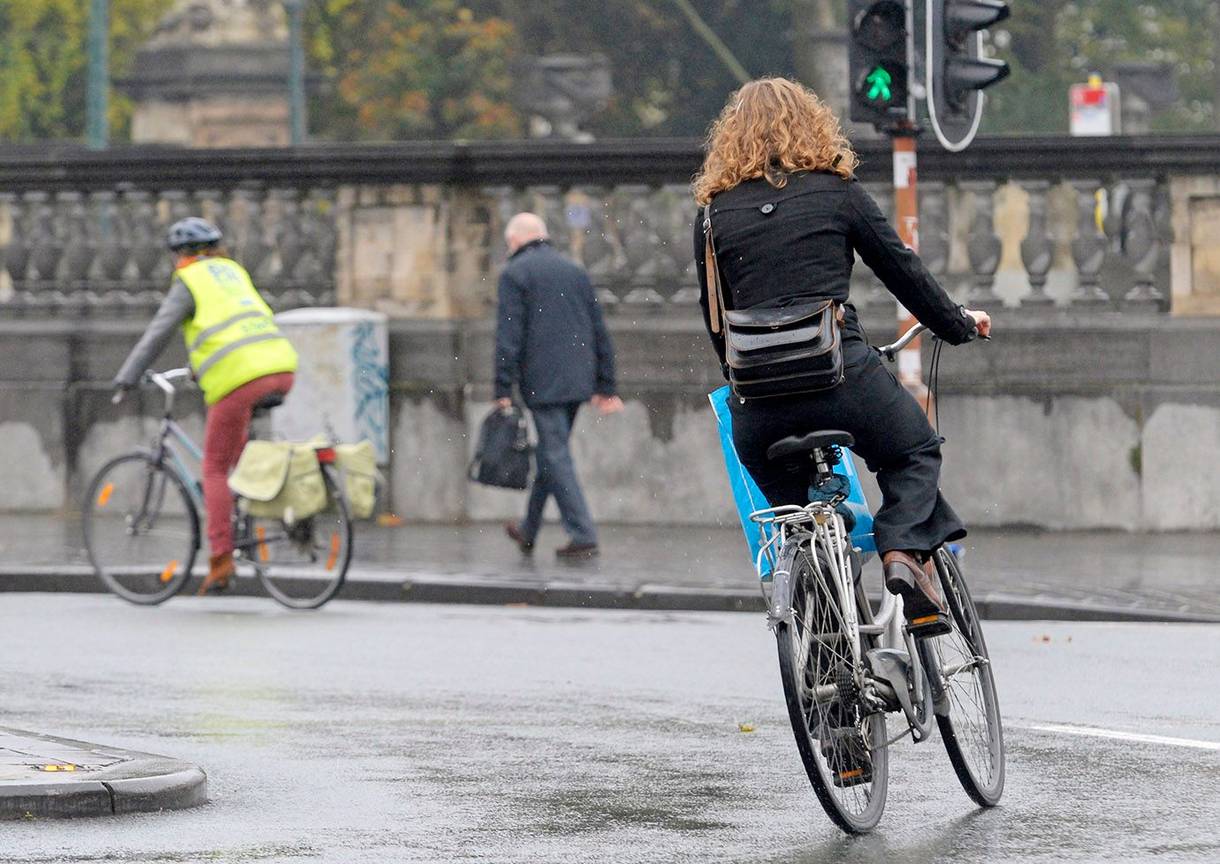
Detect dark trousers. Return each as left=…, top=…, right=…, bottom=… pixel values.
left=729, top=336, right=965, bottom=555
left=519, top=402, right=597, bottom=546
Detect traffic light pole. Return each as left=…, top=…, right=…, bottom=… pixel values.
left=890, top=122, right=930, bottom=408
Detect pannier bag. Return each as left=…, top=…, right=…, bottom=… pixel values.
left=333, top=440, right=379, bottom=520
left=468, top=404, right=533, bottom=490
left=228, top=440, right=329, bottom=522
left=703, top=204, right=844, bottom=399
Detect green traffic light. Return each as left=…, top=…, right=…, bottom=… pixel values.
left=865, top=66, right=893, bottom=102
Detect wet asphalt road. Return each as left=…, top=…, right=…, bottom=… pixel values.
left=1, top=594, right=1218, bottom=863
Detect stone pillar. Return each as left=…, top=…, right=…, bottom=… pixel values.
left=1169, top=175, right=1220, bottom=315
left=122, top=1, right=292, bottom=148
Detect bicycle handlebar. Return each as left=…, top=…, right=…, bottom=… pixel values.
left=877, top=324, right=929, bottom=361
left=876, top=323, right=989, bottom=361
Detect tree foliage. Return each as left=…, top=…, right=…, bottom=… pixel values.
left=0, top=1, right=1217, bottom=143
left=0, top=0, right=174, bottom=142
left=307, top=0, right=521, bottom=140
left=984, top=0, right=1218, bottom=134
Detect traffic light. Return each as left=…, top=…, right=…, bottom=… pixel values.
left=849, top=0, right=910, bottom=130
left=927, top=0, right=1010, bottom=151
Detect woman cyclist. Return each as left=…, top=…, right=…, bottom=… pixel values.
left=692, top=78, right=991, bottom=632
left=113, top=217, right=298, bottom=596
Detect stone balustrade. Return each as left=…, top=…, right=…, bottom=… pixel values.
left=1, top=136, right=1216, bottom=318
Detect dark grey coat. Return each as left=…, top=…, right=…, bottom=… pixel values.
left=493, top=240, right=616, bottom=407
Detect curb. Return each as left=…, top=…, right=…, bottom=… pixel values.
left=2, top=566, right=1218, bottom=624
left=0, top=728, right=207, bottom=821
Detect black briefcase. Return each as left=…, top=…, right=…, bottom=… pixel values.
left=468, top=404, right=533, bottom=490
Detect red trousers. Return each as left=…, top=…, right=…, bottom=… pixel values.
left=203, top=372, right=295, bottom=557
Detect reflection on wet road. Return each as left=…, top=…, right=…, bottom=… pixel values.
left=1, top=595, right=1217, bottom=863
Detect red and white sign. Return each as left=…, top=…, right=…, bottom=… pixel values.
left=1070, top=78, right=1121, bottom=136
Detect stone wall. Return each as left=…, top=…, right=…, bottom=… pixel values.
left=6, top=312, right=1220, bottom=531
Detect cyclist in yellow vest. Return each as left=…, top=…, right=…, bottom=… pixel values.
left=114, top=217, right=298, bottom=595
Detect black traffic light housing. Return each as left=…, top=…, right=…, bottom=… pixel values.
left=927, top=0, right=1010, bottom=151
left=849, top=0, right=911, bottom=130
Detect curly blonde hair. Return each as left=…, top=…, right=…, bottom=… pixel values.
left=693, top=77, right=858, bottom=205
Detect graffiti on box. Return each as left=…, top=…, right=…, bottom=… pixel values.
left=350, top=321, right=389, bottom=459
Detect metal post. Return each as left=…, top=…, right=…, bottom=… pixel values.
left=86, top=0, right=109, bottom=149
left=286, top=0, right=306, bottom=145
left=891, top=125, right=931, bottom=410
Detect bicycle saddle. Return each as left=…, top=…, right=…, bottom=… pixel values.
left=767, top=430, right=855, bottom=462
left=252, top=392, right=286, bottom=416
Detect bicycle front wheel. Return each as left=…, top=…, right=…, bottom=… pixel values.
left=775, top=537, right=888, bottom=834
left=925, top=547, right=1005, bottom=807
left=241, top=466, right=352, bottom=609
left=83, top=451, right=199, bottom=605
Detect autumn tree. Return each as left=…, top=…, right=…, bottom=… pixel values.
left=307, top=0, right=521, bottom=140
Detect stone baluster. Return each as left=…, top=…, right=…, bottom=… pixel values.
left=126, top=190, right=162, bottom=293
left=235, top=187, right=272, bottom=282
left=535, top=186, right=572, bottom=257
left=1121, top=178, right=1165, bottom=311
left=577, top=186, right=623, bottom=307
left=1068, top=179, right=1110, bottom=306
left=919, top=180, right=951, bottom=282
left=61, top=193, right=96, bottom=293
left=194, top=189, right=227, bottom=241
left=291, top=188, right=328, bottom=302
left=90, top=191, right=129, bottom=286
left=960, top=180, right=1002, bottom=306
left=0, top=193, right=29, bottom=289
left=1019, top=180, right=1055, bottom=307
left=662, top=184, right=700, bottom=307
left=271, top=188, right=304, bottom=305
left=312, top=188, right=338, bottom=305
left=26, top=192, right=64, bottom=287
left=619, top=184, right=666, bottom=305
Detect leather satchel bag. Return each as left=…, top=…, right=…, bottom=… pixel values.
left=703, top=205, right=845, bottom=399
left=468, top=403, right=533, bottom=490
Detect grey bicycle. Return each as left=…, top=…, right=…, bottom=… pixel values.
left=753, top=324, right=1004, bottom=834
left=82, top=368, right=353, bottom=609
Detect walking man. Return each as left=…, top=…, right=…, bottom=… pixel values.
left=494, top=212, right=622, bottom=559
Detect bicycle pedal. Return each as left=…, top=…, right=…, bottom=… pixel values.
left=905, top=611, right=953, bottom=638
left=832, top=766, right=873, bottom=788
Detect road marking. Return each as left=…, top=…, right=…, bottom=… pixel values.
left=1028, top=723, right=1220, bottom=752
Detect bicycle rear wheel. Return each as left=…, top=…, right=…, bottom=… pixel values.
left=240, top=466, right=352, bottom=609
left=83, top=451, right=199, bottom=605
left=925, top=547, right=1005, bottom=806
left=775, top=537, right=888, bottom=834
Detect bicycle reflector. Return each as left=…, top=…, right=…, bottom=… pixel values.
left=315, top=447, right=337, bottom=464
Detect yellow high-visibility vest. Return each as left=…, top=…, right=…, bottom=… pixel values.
left=177, top=257, right=298, bottom=404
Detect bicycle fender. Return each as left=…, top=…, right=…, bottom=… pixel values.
left=766, top=539, right=807, bottom=630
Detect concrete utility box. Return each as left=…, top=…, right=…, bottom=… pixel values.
left=272, top=308, right=390, bottom=464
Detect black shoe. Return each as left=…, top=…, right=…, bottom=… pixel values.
left=503, top=522, right=534, bottom=555
left=555, top=542, right=598, bottom=560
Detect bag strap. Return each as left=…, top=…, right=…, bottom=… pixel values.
left=702, top=204, right=728, bottom=336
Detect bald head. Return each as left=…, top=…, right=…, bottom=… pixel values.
left=505, top=212, right=548, bottom=254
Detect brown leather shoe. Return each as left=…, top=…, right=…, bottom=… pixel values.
left=198, top=552, right=235, bottom=596
left=503, top=522, right=534, bottom=555
left=883, top=550, right=950, bottom=636
left=555, top=542, right=599, bottom=560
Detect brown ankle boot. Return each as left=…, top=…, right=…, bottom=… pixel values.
left=198, top=552, right=235, bottom=596
left=883, top=550, right=950, bottom=636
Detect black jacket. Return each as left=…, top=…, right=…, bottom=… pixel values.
left=694, top=171, right=974, bottom=372
left=494, top=239, right=616, bottom=407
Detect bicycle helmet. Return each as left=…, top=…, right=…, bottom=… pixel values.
left=167, top=217, right=223, bottom=252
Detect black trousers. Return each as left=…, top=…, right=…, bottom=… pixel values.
left=729, top=334, right=966, bottom=555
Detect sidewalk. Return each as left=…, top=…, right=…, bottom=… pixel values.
left=3, top=514, right=1219, bottom=621
left=0, top=727, right=206, bottom=819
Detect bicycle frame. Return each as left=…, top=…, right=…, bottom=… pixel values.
left=752, top=502, right=935, bottom=742
left=144, top=369, right=205, bottom=506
